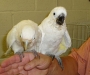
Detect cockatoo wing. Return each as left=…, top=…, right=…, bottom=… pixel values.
left=59, top=29, right=71, bottom=54
left=6, top=27, right=18, bottom=48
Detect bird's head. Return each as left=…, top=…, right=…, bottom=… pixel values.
left=49, top=6, right=67, bottom=25
left=20, top=26, right=35, bottom=50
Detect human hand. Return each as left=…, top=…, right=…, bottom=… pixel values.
left=0, top=52, right=52, bottom=75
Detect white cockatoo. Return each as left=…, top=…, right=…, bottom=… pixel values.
left=4, top=20, right=41, bottom=60
left=38, top=6, right=71, bottom=69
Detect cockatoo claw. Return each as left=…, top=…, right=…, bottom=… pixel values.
left=25, top=50, right=40, bottom=59
left=56, top=56, right=64, bottom=70
left=31, top=50, right=40, bottom=59
left=15, top=52, right=24, bottom=62
left=46, top=54, right=64, bottom=70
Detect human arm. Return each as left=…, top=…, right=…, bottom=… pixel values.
left=47, top=56, right=78, bottom=75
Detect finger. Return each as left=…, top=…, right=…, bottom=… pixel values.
left=18, top=66, right=24, bottom=71
left=6, top=70, right=14, bottom=75
left=9, top=65, right=24, bottom=75
left=28, top=68, right=48, bottom=75
left=0, top=62, right=24, bottom=74
left=6, top=69, right=19, bottom=75
left=17, top=66, right=27, bottom=75
left=19, top=70, right=27, bottom=75
left=0, top=63, right=20, bottom=74
left=1, top=52, right=35, bottom=68
left=0, top=67, right=5, bottom=73
left=2, top=67, right=23, bottom=75
left=1, top=55, right=20, bottom=68
left=24, top=58, right=40, bottom=70
left=15, top=52, right=35, bottom=67
left=18, top=74, right=22, bottom=75
left=6, top=66, right=24, bottom=75
left=0, top=65, right=11, bottom=73
left=0, top=72, right=8, bottom=75
left=18, top=53, right=33, bottom=66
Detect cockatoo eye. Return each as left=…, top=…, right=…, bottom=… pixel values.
left=34, top=37, right=35, bottom=39
left=53, top=12, right=55, bottom=15
left=20, top=34, right=22, bottom=38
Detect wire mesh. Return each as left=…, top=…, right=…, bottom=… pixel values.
left=61, top=23, right=90, bottom=56
left=67, top=23, right=90, bottom=49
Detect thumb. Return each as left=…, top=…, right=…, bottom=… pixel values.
left=24, top=53, right=52, bottom=70
left=24, top=58, right=40, bottom=70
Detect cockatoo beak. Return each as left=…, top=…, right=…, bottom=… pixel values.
left=24, top=41, right=29, bottom=50
left=56, top=13, right=65, bottom=25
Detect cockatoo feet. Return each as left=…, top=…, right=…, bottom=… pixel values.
left=46, top=54, right=63, bottom=70
left=25, top=50, right=40, bottom=59
left=15, top=52, right=24, bottom=62
left=31, top=50, right=40, bottom=59
left=56, top=56, right=64, bottom=70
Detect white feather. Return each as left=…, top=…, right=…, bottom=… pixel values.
left=6, top=20, right=40, bottom=54
left=38, top=6, right=71, bottom=56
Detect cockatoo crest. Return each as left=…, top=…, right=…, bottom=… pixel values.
left=20, top=26, right=35, bottom=42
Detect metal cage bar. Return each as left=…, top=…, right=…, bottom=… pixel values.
left=61, top=23, right=90, bottom=56
left=67, top=23, right=90, bottom=49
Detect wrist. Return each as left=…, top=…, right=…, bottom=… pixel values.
left=47, top=56, right=78, bottom=75
left=47, top=58, right=62, bottom=75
